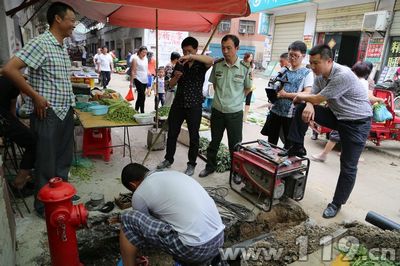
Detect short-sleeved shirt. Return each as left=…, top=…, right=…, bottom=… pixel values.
left=98, top=53, right=113, bottom=72
left=132, top=171, right=225, bottom=246
left=93, top=53, right=100, bottom=65
left=209, top=57, right=252, bottom=113
left=172, top=61, right=208, bottom=109
left=0, top=76, right=19, bottom=114
left=15, top=30, right=74, bottom=120
left=153, top=77, right=165, bottom=93
left=131, top=54, right=148, bottom=84
left=271, top=67, right=313, bottom=118
left=313, top=63, right=372, bottom=120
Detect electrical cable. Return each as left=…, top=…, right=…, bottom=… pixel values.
left=205, top=187, right=255, bottom=227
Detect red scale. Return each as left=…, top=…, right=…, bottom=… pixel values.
left=230, top=140, right=310, bottom=211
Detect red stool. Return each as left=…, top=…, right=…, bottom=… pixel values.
left=82, top=128, right=112, bottom=161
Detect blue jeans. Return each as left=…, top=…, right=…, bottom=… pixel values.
left=288, top=104, right=371, bottom=205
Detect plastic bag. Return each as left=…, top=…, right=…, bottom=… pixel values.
left=373, top=103, right=393, bottom=122
left=125, top=87, right=135, bottom=101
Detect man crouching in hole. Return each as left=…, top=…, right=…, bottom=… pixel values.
left=119, top=163, right=225, bottom=265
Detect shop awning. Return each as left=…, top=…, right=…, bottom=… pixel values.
left=63, top=0, right=250, bottom=32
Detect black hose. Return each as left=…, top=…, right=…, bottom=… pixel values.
left=365, top=211, right=400, bottom=231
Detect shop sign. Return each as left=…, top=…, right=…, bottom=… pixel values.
left=365, top=37, right=384, bottom=64
left=303, top=35, right=313, bottom=51
left=258, top=13, right=270, bottom=35
left=249, top=0, right=310, bottom=13
left=387, top=37, right=400, bottom=67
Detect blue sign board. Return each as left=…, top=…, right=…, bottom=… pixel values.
left=258, top=13, right=270, bottom=35
left=208, top=44, right=256, bottom=60
left=249, top=0, right=310, bottom=13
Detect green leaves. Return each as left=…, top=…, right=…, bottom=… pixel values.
left=199, top=137, right=231, bottom=173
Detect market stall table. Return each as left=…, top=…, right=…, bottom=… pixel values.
left=74, top=109, right=153, bottom=162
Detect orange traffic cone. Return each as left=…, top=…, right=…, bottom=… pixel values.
left=125, top=87, right=134, bottom=101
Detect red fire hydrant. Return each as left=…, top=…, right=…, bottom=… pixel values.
left=38, top=177, right=88, bottom=266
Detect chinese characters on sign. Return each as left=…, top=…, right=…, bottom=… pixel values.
left=387, top=38, right=400, bottom=67
left=303, top=35, right=313, bottom=51
left=365, top=37, right=384, bottom=64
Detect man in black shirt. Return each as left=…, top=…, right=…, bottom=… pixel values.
left=0, top=75, right=36, bottom=189
left=157, top=37, right=213, bottom=176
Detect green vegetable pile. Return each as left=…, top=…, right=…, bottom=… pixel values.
left=156, top=106, right=170, bottom=117
left=339, top=244, right=400, bottom=266
left=70, top=158, right=94, bottom=183
left=98, top=98, right=138, bottom=122
left=199, top=137, right=231, bottom=173
left=106, top=103, right=137, bottom=123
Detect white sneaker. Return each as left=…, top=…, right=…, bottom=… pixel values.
left=311, top=153, right=327, bottom=162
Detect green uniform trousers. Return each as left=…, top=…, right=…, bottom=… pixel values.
left=206, top=108, right=243, bottom=171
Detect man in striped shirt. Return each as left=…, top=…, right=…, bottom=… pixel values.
left=2, top=2, right=77, bottom=217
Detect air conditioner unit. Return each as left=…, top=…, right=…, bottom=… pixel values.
left=362, top=10, right=392, bottom=31
left=239, top=28, right=246, bottom=34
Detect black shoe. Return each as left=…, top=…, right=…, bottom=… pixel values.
left=199, top=168, right=215, bottom=178
left=184, top=164, right=195, bottom=176
left=157, top=160, right=172, bottom=169
left=278, top=145, right=307, bottom=157
left=322, top=203, right=341, bottom=219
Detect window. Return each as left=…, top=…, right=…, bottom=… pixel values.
left=239, top=20, right=256, bottom=34
left=218, top=20, right=231, bottom=33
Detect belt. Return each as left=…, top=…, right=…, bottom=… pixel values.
left=340, top=117, right=371, bottom=124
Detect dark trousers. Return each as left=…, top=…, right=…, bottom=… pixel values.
left=154, top=93, right=165, bottom=109
left=288, top=103, right=371, bottom=205
left=0, top=110, right=36, bottom=170
left=165, top=105, right=202, bottom=166
left=101, top=71, right=111, bottom=88
left=134, top=79, right=147, bottom=113
left=30, top=108, right=74, bottom=213
left=206, top=108, right=243, bottom=171
left=267, top=111, right=292, bottom=149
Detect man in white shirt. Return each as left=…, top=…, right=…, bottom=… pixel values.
left=97, top=46, right=114, bottom=89
left=93, top=48, right=102, bottom=84
left=119, top=163, right=225, bottom=266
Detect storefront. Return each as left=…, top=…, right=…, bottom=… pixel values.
left=270, top=13, right=306, bottom=61
left=378, top=0, right=400, bottom=83
left=315, top=2, right=375, bottom=67
left=387, top=0, right=400, bottom=68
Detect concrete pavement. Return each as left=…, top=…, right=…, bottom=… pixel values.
left=13, top=72, right=400, bottom=265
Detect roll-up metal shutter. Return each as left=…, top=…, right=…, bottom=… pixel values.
left=271, top=13, right=305, bottom=61
left=391, top=0, right=400, bottom=36
left=316, top=3, right=375, bottom=32
left=390, top=11, right=400, bottom=36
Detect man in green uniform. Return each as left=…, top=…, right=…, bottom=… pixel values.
left=199, top=34, right=252, bottom=177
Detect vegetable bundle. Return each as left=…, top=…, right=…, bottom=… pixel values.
left=100, top=99, right=138, bottom=123
left=199, top=137, right=231, bottom=173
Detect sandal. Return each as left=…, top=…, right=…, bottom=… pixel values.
left=114, top=192, right=132, bottom=210
left=98, top=201, right=114, bottom=213
left=85, top=193, right=105, bottom=211
left=13, top=174, right=33, bottom=190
